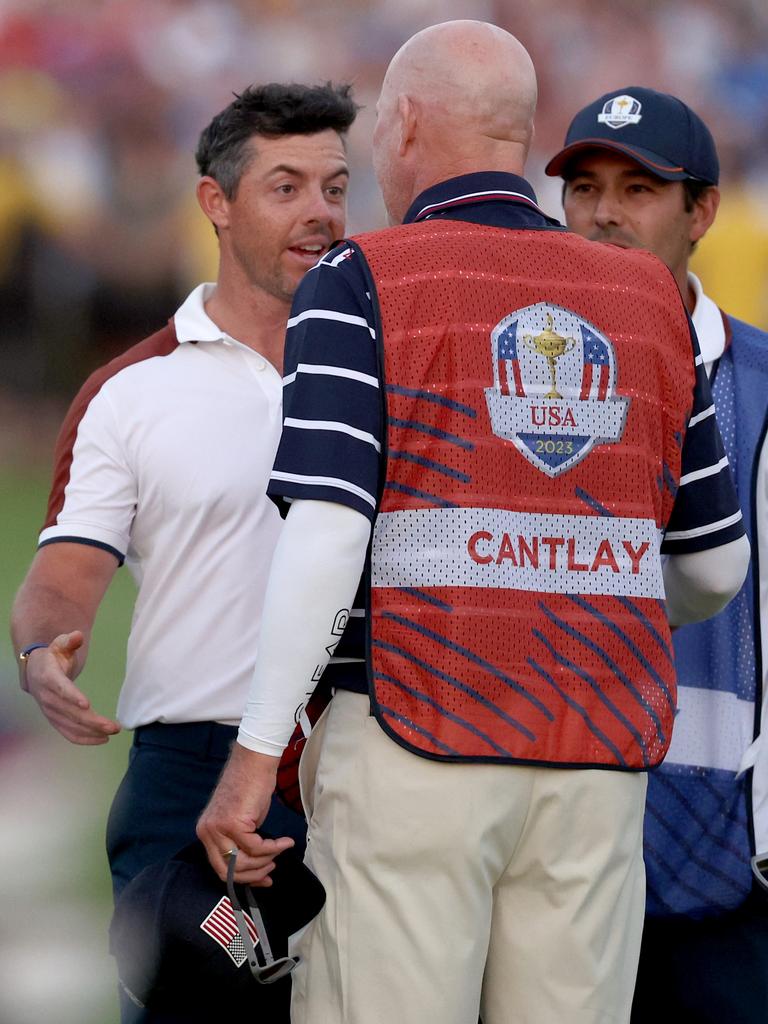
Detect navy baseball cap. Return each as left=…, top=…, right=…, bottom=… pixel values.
left=109, top=837, right=325, bottom=1015
left=545, top=86, right=719, bottom=185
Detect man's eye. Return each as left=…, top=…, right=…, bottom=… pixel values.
left=277, top=184, right=295, bottom=195
left=569, top=183, right=594, bottom=195
left=326, top=186, right=346, bottom=198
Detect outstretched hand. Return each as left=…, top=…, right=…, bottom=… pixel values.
left=197, top=743, right=294, bottom=886
left=23, top=630, right=121, bottom=745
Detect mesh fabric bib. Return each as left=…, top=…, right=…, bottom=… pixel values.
left=355, top=221, right=693, bottom=769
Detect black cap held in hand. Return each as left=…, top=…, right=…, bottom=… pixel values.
left=109, top=837, right=325, bottom=1014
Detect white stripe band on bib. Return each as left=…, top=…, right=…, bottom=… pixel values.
left=372, top=507, right=664, bottom=599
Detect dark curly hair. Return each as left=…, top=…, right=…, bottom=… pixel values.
left=196, top=82, right=358, bottom=199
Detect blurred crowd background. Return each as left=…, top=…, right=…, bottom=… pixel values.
left=1, top=0, right=768, bottom=416
left=1, top=1, right=767, bottom=1022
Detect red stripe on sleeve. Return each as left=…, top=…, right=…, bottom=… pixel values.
left=43, top=321, right=179, bottom=531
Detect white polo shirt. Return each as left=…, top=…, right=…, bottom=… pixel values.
left=39, top=283, right=283, bottom=728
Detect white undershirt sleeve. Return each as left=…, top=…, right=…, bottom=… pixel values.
left=237, top=498, right=371, bottom=756
left=663, top=533, right=750, bottom=628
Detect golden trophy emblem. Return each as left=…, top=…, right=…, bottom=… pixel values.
left=522, top=313, right=576, bottom=399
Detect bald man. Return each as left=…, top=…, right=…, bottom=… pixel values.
left=198, top=22, right=749, bottom=1024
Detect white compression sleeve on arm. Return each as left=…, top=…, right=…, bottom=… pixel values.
left=237, top=499, right=371, bottom=756
left=663, top=533, right=750, bottom=628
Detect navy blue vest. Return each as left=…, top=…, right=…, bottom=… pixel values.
left=644, top=314, right=768, bottom=917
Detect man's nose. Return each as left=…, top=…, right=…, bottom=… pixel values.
left=302, top=187, right=337, bottom=226
left=593, top=192, right=623, bottom=228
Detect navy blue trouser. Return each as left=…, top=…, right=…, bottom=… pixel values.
left=631, top=889, right=768, bottom=1023
left=106, top=721, right=306, bottom=1024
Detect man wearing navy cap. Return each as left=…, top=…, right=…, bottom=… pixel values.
left=547, top=86, right=768, bottom=1023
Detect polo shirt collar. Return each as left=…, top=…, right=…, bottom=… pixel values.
left=403, top=172, right=553, bottom=225
left=174, top=283, right=232, bottom=344
left=689, top=271, right=726, bottom=370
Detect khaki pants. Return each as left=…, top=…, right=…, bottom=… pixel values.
left=292, top=691, right=647, bottom=1024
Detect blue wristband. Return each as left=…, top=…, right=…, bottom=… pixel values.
left=18, top=642, right=50, bottom=692
left=20, top=642, right=50, bottom=658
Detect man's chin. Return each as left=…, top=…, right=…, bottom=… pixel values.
left=273, top=268, right=306, bottom=303
left=262, top=255, right=329, bottom=304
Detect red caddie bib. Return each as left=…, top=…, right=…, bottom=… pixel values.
left=352, top=220, right=695, bottom=770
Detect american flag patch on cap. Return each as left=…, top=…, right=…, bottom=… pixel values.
left=200, top=897, right=259, bottom=967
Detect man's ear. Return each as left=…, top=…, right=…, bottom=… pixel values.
left=397, top=94, right=417, bottom=157
left=196, top=176, right=230, bottom=231
left=690, top=186, right=720, bottom=246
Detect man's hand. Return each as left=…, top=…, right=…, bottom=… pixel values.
left=23, top=631, right=121, bottom=745
left=11, top=542, right=121, bottom=744
left=197, top=743, right=294, bottom=886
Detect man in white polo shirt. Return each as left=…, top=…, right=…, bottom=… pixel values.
left=10, top=81, right=356, bottom=1023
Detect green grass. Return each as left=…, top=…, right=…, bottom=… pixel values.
left=2, top=467, right=137, bottom=1023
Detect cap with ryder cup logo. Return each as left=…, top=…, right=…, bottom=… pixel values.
left=545, top=86, right=719, bottom=186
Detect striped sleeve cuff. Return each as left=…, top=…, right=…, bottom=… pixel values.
left=661, top=508, right=745, bottom=554
left=267, top=471, right=377, bottom=520
left=38, top=522, right=127, bottom=562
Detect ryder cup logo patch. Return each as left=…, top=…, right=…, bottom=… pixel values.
left=597, top=94, right=642, bottom=130
left=484, top=303, right=629, bottom=476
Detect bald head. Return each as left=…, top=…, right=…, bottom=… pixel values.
left=373, top=21, right=537, bottom=222
left=384, top=21, right=536, bottom=143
